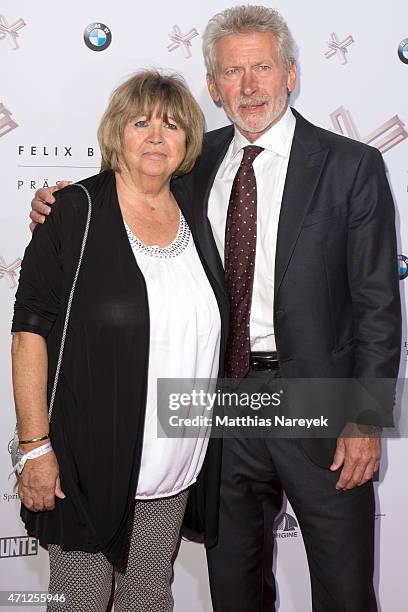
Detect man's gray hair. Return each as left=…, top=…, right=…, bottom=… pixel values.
left=202, top=5, right=296, bottom=77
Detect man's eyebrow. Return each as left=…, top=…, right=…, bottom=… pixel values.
left=252, top=59, right=274, bottom=65
left=221, top=59, right=274, bottom=68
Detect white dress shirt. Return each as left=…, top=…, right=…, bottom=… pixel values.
left=208, top=106, right=296, bottom=351
left=125, top=213, right=221, bottom=499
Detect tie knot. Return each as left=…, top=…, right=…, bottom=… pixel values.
left=241, top=145, right=264, bottom=167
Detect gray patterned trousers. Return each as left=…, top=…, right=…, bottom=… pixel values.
left=47, top=489, right=189, bottom=612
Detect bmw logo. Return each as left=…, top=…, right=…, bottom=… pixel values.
left=84, top=23, right=112, bottom=52
left=398, top=38, right=408, bottom=64
left=398, top=254, right=408, bottom=280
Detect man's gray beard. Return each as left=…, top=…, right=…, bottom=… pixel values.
left=221, top=91, right=288, bottom=135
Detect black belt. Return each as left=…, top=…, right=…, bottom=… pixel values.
left=249, top=351, right=279, bottom=371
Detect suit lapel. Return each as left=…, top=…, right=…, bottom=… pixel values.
left=192, top=126, right=234, bottom=292
left=274, top=110, right=329, bottom=297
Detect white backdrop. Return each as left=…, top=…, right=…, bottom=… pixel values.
left=1, top=1, right=408, bottom=610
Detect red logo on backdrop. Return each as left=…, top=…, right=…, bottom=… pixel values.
left=0, top=15, right=26, bottom=50
left=0, top=103, right=18, bottom=138
left=330, top=106, right=408, bottom=153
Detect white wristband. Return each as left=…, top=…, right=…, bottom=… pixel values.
left=15, top=442, right=53, bottom=476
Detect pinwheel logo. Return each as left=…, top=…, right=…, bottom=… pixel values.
left=84, top=22, right=112, bottom=52
left=398, top=255, right=408, bottom=281
left=398, top=38, right=408, bottom=64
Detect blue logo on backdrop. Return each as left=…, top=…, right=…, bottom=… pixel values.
left=84, top=23, right=112, bottom=52
left=398, top=255, right=408, bottom=280
left=398, top=38, right=408, bottom=64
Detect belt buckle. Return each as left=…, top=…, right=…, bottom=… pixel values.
left=250, top=352, right=279, bottom=371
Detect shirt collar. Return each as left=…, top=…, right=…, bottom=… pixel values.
left=231, top=106, right=296, bottom=160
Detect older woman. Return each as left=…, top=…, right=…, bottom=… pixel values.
left=11, top=70, right=227, bottom=611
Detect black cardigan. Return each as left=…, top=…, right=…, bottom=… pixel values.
left=12, top=170, right=228, bottom=569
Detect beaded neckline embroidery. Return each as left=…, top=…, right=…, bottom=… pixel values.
left=124, top=212, right=190, bottom=259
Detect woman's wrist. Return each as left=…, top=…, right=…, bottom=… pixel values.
left=19, top=433, right=49, bottom=445
left=19, top=438, right=51, bottom=453
left=13, top=441, right=53, bottom=476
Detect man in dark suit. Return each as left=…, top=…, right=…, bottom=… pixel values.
left=192, top=5, right=400, bottom=612
left=30, top=6, right=400, bottom=611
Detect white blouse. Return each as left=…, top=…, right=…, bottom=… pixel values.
left=125, top=212, right=221, bottom=499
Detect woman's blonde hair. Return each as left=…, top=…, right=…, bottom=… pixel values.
left=98, top=70, right=205, bottom=175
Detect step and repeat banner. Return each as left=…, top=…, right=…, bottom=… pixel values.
left=1, top=1, right=407, bottom=610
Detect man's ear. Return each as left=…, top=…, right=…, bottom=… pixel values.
left=207, top=73, right=221, bottom=103
left=287, top=62, right=297, bottom=95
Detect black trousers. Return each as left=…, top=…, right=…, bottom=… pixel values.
left=206, top=369, right=377, bottom=612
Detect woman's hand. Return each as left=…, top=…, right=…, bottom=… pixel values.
left=18, top=450, right=66, bottom=512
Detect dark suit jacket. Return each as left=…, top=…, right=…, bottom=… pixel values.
left=183, top=108, right=401, bottom=547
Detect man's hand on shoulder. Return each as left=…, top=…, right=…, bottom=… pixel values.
left=330, top=422, right=381, bottom=490
left=29, top=181, right=70, bottom=232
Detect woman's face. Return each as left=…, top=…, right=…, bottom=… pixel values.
left=121, top=106, right=186, bottom=179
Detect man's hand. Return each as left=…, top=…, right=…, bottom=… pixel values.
left=29, top=181, right=70, bottom=232
left=330, top=422, right=381, bottom=490
left=18, top=450, right=66, bottom=512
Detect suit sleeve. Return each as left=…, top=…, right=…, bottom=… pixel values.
left=346, top=147, right=401, bottom=424
left=11, top=199, right=64, bottom=338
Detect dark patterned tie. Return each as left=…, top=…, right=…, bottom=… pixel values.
left=224, top=145, right=264, bottom=378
